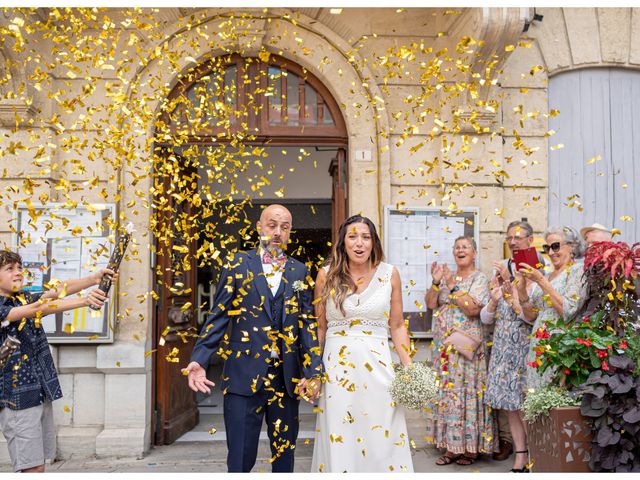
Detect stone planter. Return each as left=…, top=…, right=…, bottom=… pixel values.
left=528, top=406, right=592, bottom=472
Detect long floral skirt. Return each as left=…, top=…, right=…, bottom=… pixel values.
left=425, top=344, right=498, bottom=454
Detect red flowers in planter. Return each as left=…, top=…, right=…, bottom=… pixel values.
left=576, top=337, right=592, bottom=347
left=535, top=326, right=550, bottom=340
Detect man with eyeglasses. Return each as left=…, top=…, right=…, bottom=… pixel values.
left=504, top=221, right=546, bottom=278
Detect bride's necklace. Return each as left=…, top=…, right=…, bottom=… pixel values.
left=351, top=270, right=372, bottom=292
left=351, top=265, right=373, bottom=306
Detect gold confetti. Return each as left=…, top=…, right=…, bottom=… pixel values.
left=0, top=10, right=572, bottom=387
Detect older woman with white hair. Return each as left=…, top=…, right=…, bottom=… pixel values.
left=515, top=226, right=587, bottom=390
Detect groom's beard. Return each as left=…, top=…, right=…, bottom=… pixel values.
left=260, top=238, right=285, bottom=257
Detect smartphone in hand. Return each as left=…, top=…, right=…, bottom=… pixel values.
left=512, top=247, right=542, bottom=271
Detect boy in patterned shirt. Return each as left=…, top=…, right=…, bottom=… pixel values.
left=0, top=250, right=112, bottom=472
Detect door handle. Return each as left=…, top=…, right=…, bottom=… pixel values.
left=168, top=305, right=193, bottom=325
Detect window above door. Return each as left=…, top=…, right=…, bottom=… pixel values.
left=161, top=54, right=347, bottom=144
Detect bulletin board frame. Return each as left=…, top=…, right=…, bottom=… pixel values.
left=11, top=203, right=118, bottom=343
left=383, top=205, right=480, bottom=338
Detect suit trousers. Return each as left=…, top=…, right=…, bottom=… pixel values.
left=223, top=363, right=300, bottom=472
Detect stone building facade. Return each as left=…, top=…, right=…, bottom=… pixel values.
left=0, top=7, right=638, bottom=461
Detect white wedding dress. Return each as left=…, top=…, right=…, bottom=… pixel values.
left=311, top=262, right=414, bottom=473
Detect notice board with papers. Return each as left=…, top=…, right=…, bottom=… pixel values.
left=383, top=206, right=480, bottom=337
left=11, top=203, right=117, bottom=343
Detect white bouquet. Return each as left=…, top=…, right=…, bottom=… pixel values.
left=389, top=362, right=438, bottom=410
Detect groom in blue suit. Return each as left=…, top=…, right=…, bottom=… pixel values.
left=185, top=204, right=324, bottom=472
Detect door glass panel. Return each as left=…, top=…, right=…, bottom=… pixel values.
left=187, top=83, right=205, bottom=127
left=223, top=65, right=237, bottom=124
left=304, top=84, right=318, bottom=125
left=286, top=72, right=300, bottom=126
left=267, top=67, right=283, bottom=125
left=323, top=101, right=334, bottom=125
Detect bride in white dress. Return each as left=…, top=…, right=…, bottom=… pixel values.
left=310, top=215, right=414, bottom=473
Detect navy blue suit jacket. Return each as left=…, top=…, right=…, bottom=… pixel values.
left=191, top=249, right=324, bottom=397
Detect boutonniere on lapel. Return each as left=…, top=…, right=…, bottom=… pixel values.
left=285, top=279, right=306, bottom=315
left=292, top=280, right=305, bottom=293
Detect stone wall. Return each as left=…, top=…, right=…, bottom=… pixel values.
left=0, top=7, right=639, bottom=462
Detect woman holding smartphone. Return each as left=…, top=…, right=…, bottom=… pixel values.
left=515, top=226, right=586, bottom=389
left=481, top=264, right=534, bottom=472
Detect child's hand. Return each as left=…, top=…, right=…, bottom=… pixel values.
left=93, top=268, right=117, bottom=285
left=84, top=288, right=108, bottom=309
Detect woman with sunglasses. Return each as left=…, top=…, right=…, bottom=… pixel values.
left=515, top=226, right=586, bottom=390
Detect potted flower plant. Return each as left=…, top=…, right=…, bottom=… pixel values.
left=575, top=241, right=640, bottom=472
left=524, top=241, right=640, bottom=472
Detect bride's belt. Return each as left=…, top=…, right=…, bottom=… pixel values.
left=326, top=319, right=389, bottom=338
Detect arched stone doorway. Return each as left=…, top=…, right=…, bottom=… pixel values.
left=151, top=53, right=348, bottom=444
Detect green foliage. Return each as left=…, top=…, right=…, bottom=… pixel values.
left=533, top=311, right=640, bottom=390
left=522, top=385, right=581, bottom=422
left=624, top=332, right=640, bottom=376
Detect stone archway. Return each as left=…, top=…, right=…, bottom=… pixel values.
left=112, top=8, right=388, bottom=450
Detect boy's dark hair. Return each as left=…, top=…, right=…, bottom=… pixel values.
left=0, top=250, right=22, bottom=269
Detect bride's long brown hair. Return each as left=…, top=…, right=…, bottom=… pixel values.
left=322, top=215, right=384, bottom=315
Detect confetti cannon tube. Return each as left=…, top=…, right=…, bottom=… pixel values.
left=0, top=335, right=20, bottom=371
left=89, top=223, right=133, bottom=311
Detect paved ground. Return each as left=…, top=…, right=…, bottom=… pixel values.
left=24, top=442, right=511, bottom=473
left=0, top=409, right=514, bottom=473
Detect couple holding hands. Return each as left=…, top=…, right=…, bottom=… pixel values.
left=185, top=204, right=414, bottom=473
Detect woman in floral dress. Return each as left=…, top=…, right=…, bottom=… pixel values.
left=516, top=226, right=587, bottom=389
left=424, top=236, right=496, bottom=466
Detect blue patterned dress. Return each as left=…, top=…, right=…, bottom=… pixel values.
left=484, top=299, right=532, bottom=410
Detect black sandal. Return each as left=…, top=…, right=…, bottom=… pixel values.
left=510, top=450, right=531, bottom=473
